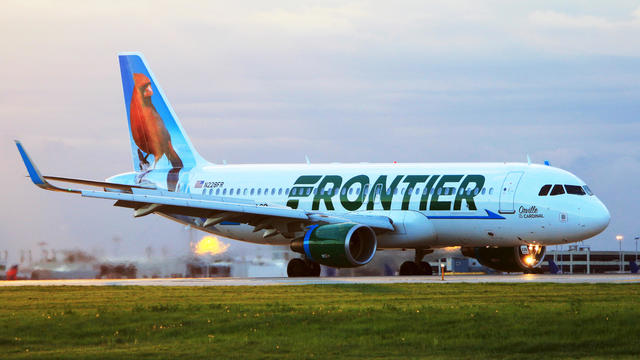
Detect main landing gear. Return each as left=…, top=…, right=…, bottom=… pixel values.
left=399, top=249, right=433, bottom=276
left=287, top=258, right=321, bottom=277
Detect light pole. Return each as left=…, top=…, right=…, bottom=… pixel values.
left=616, top=235, right=624, bottom=272
left=635, top=236, right=639, bottom=262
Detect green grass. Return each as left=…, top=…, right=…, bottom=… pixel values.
left=0, top=283, right=639, bottom=359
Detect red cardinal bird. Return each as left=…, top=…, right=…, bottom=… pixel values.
left=130, top=73, right=183, bottom=169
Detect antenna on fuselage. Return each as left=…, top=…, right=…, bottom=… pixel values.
left=305, top=155, right=310, bottom=165
left=544, top=160, right=551, bottom=166
left=526, top=154, right=531, bottom=165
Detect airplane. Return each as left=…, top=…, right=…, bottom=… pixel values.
left=15, top=52, right=610, bottom=277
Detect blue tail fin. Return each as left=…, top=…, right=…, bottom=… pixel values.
left=118, top=52, right=203, bottom=172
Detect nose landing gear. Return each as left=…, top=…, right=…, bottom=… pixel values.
left=287, top=258, right=321, bottom=277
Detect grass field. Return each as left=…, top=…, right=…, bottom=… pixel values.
left=1, top=283, right=639, bottom=359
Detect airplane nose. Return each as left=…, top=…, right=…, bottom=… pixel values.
left=583, top=199, right=610, bottom=237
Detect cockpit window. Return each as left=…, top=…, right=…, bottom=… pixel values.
left=550, top=184, right=565, bottom=196
left=538, top=184, right=552, bottom=196
left=583, top=185, right=593, bottom=196
left=565, top=185, right=586, bottom=195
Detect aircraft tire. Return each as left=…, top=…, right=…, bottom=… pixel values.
left=419, top=261, right=433, bottom=275
left=305, top=260, right=321, bottom=277
left=399, top=261, right=419, bottom=275
left=287, top=258, right=309, bottom=277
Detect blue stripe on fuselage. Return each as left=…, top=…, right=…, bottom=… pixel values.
left=427, top=209, right=505, bottom=220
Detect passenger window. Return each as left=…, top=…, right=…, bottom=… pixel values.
left=349, top=188, right=353, bottom=195
left=306, top=188, right=312, bottom=195
left=285, top=188, right=290, bottom=195
left=538, top=184, right=552, bottom=196
left=565, top=185, right=586, bottom=195
left=250, top=188, right=255, bottom=195
left=292, top=188, right=297, bottom=196
left=550, top=184, right=565, bottom=196
left=437, top=188, right=442, bottom=195
left=264, top=188, right=268, bottom=195
left=474, top=188, right=479, bottom=195
left=209, top=189, right=213, bottom=195
left=356, top=187, right=361, bottom=195
left=229, top=189, right=234, bottom=195
left=488, top=188, right=493, bottom=195
left=244, top=189, right=248, bottom=195
left=481, top=188, right=486, bottom=195
left=466, top=189, right=472, bottom=196
left=257, top=189, right=262, bottom=195
left=394, top=188, right=398, bottom=195
left=342, top=188, right=347, bottom=195
left=216, top=189, right=220, bottom=195
left=271, top=188, right=276, bottom=195
left=278, top=188, right=282, bottom=195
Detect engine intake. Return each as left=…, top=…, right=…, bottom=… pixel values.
left=291, top=223, right=377, bottom=268
left=461, top=245, right=546, bottom=273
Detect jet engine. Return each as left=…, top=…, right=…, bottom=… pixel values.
left=461, top=245, right=546, bottom=273
left=290, top=223, right=377, bottom=268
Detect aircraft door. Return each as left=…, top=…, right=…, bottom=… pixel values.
left=499, top=171, right=524, bottom=214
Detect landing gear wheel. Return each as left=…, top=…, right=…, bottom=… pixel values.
left=419, top=261, right=433, bottom=275
left=399, top=261, right=419, bottom=275
left=305, top=260, right=321, bottom=277
left=287, top=258, right=309, bottom=277
left=287, top=258, right=321, bottom=277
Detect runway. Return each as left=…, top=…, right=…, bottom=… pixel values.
left=1, top=273, right=639, bottom=287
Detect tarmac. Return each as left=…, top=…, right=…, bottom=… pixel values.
left=1, top=273, right=639, bottom=286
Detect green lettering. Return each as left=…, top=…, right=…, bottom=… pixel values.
left=419, top=175, right=439, bottom=210
left=312, top=175, right=343, bottom=210
left=453, top=175, right=485, bottom=210
left=366, top=175, right=404, bottom=210
left=401, top=175, right=429, bottom=210
left=287, top=175, right=321, bottom=209
left=430, top=175, right=463, bottom=211
left=339, top=175, right=369, bottom=211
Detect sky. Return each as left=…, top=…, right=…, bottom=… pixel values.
left=1, top=1, right=639, bottom=263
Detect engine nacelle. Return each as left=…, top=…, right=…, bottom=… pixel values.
left=290, top=223, right=377, bottom=268
left=461, top=245, right=546, bottom=273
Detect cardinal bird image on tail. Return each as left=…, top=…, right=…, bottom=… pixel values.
left=130, top=73, right=183, bottom=170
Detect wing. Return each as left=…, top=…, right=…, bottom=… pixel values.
left=15, top=141, right=394, bottom=239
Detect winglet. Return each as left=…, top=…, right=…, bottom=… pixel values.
left=15, top=141, right=79, bottom=193
left=15, top=140, right=48, bottom=187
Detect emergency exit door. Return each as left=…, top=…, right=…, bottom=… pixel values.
left=499, top=171, right=524, bottom=214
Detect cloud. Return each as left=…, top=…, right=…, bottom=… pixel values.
left=530, top=11, right=621, bottom=29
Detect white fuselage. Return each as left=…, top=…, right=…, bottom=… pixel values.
left=113, top=161, right=610, bottom=250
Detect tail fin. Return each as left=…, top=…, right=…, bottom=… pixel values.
left=118, top=52, right=204, bottom=172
